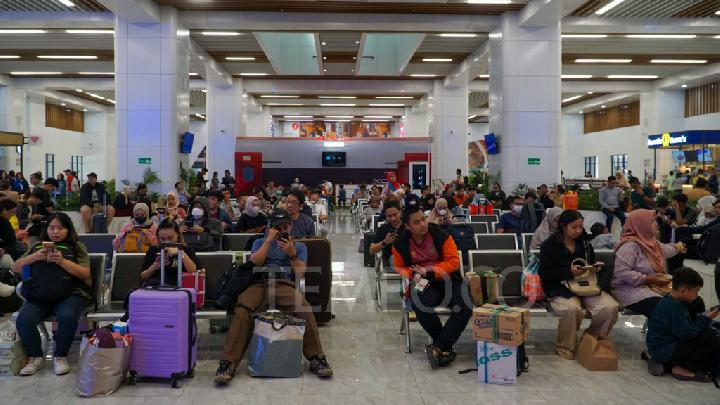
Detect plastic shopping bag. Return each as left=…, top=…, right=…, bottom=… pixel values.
left=521, top=255, right=545, bottom=303
left=75, top=334, right=131, bottom=397
left=247, top=312, right=305, bottom=378
left=0, top=320, right=27, bottom=376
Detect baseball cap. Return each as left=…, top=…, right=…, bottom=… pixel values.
left=87, top=172, right=98, bottom=178
left=268, top=208, right=292, bottom=227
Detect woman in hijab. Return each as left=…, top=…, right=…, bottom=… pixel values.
left=235, top=196, right=268, bottom=233
left=112, top=203, right=158, bottom=252
left=163, top=190, right=187, bottom=223
left=427, top=197, right=456, bottom=226
left=611, top=209, right=687, bottom=318
left=695, top=195, right=717, bottom=226
left=381, top=171, right=401, bottom=199
left=530, top=207, right=563, bottom=249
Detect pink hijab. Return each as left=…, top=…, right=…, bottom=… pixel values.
left=616, top=209, right=665, bottom=274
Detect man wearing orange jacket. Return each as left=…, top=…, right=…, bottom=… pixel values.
left=391, top=205, right=472, bottom=369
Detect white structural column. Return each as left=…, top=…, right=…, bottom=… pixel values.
left=205, top=80, right=246, bottom=176
left=429, top=73, right=469, bottom=182
left=114, top=6, right=190, bottom=193
left=640, top=89, right=685, bottom=179
left=489, top=12, right=561, bottom=189
left=0, top=84, right=24, bottom=170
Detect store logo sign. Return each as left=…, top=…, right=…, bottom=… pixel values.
left=648, top=134, right=687, bottom=147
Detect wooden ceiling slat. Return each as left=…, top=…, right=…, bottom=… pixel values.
left=673, top=0, right=720, bottom=17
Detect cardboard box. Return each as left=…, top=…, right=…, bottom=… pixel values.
left=472, top=304, right=530, bottom=346
left=476, top=341, right=518, bottom=385
left=576, top=334, right=618, bottom=371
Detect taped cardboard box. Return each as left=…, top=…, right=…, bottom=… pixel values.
left=476, top=341, right=518, bottom=385
left=576, top=333, right=618, bottom=371
left=472, top=304, right=530, bottom=346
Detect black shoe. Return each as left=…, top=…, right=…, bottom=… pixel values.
left=309, top=356, right=333, bottom=378
left=438, top=350, right=457, bottom=367
left=214, top=360, right=235, bottom=384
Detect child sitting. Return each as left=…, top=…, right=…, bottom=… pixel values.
left=646, top=267, right=720, bottom=382
left=589, top=222, right=616, bottom=250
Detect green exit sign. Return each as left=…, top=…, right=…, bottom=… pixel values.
left=528, top=158, right=541, bottom=165
left=138, top=157, right=152, bottom=165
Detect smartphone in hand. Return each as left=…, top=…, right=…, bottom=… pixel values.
left=279, top=232, right=290, bottom=242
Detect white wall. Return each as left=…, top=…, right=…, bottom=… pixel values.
left=189, top=120, right=208, bottom=166
left=685, top=112, right=720, bottom=131
left=469, top=123, right=489, bottom=141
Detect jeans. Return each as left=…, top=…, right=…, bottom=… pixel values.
left=412, top=278, right=472, bottom=351
left=16, top=294, right=89, bottom=357
left=602, top=208, right=626, bottom=232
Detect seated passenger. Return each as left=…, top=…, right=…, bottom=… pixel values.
left=12, top=213, right=92, bottom=376
left=214, top=209, right=332, bottom=383
left=220, top=188, right=240, bottom=222
left=496, top=196, right=524, bottom=234
left=589, top=222, right=617, bottom=250
left=307, top=191, right=329, bottom=236
left=612, top=209, right=685, bottom=318
left=675, top=200, right=720, bottom=237
left=647, top=267, right=720, bottom=382
left=0, top=199, right=20, bottom=297
left=285, top=189, right=316, bottom=237
left=112, top=186, right=135, bottom=218
left=26, top=188, right=51, bottom=239
left=112, top=203, right=158, bottom=253
left=539, top=210, right=619, bottom=360
left=208, top=191, right=234, bottom=232
left=369, top=199, right=404, bottom=262
left=391, top=205, right=471, bottom=368
left=162, top=190, right=187, bottom=224
left=426, top=197, right=456, bottom=227
left=235, top=196, right=267, bottom=233
left=361, top=197, right=381, bottom=231
left=530, top=207, right=563, bottom=250
left=140, top=219, right=199, bottom=287
left=182, top=197, right=222, bottom=251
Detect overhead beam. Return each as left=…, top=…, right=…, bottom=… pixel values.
left=519, top=0, right=587, bottom=28
left=561, top=17, right=720, bottom=35
left=444, top=41, right=489, bottom=88
left=0, top=12, right=113, bottom=28
left=267, top=107, right=405, bottom=116
left=562, top=92, right=639, bottom=114
left=29, top=89, right=110, bottom=113
left=242, top=79, right=433, bottom=94
left=561, top=81, right=653, bottom=93
left=97, top=0, right=159, bottom=24
left=654, top=61, right=720, bottom=91
left=10, top=78, right=115, bottom=90
left=179, top=11, right=500, bottom=33
left=188, top=38, right=233, bottom=87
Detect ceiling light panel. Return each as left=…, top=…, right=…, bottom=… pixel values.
left=626, top=34, right=696, bottom=39
left=38, top=55, right=97, bottom=59
left=650, top=59, right=707, bottom=64
left=575, top=58, right=632, bottom=63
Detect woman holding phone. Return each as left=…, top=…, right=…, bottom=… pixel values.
left=12, top=213, right=92, bottom=376
left=141, top=218, right=200, bottom=287
left=539, top=210, right=619, bottom=360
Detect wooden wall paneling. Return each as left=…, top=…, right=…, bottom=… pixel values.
left=45, top=103, right=84, bottom=132
left=583, top=101, right=639, bottom=134
left=685, top=81, right=720, bottom=118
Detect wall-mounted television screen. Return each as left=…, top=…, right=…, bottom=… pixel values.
left=683, top=150, right=699, bottom=162
left=322, top=151, right=346, bottom=167
left=671, top=150, right=687, bottom=164
left=696, top=149, right=712, bottom=162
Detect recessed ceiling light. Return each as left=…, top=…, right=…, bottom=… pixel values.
left=78, top=72, right=114, bottom=75
left=189, top=73, right=199, bottom=76
left=83, top=108, right=87, bottom=112
left=0, top=55, right=20, bottom=59
left=239, top=73, right=269, bottom=76
left=410, top=74, right=437, bottom=78
left=650, top=59, right=707, bottom=64
left=561, top=34, right=608, bottom=38
left=477, top=74, right=489, bottom=78
left=323, top=69, right=327, bottom=72
left=320, top=103, right=356, bottom=107
left=266, top=103, right=303, bottom=106
left=284, top=115, right=313, bottom=119
left=319, top=96, right=357, bottom=99
left=10, top=71, right=61, bottom=75
left=261, top=95, right=299, bottom=98
left=376, top=96, right=414, bottom=99
left=355, top=41, right=360, bottom=44
left=561, top=74, right=593, bottom=79
left=201, top=89, right=207, bottom=93
left=626, top=34, right=696, bottom=39
left=439, top=33, right=477, bottom=38
left=681, top=84, right=688, bottom=88
left=468, top=115, right=477, bottom=120
left=65, top=29, right=113, bottom=34
left=61, top=103, right=67, bottom=106
left=58, top=0, right=75, bottom=6
left=38, top=55, right=97, bottom=59
left=201, top=31, right=240, bottom=36
left=562, top=95, right=582, bottom=103
left=321, top=41, right=327, bottom=45
left=0, top=29, right=46, bottom=34
left=107, top=99, right=115, bottom=104
left=714, top=35, right=720, bottom=39
left=75, top=89, right=83, bottom=92
left=716, top=10, right=720, bottom=15
left=579, top=110, right=583, bottom=114
left=422, top=58, right=453, bottom=62
left=362, top=119, right=390, bottom=122
left=595, top=0, right=626, bottom=15
left=607, top=74, right=658, bottom=79
left=467, top=0, right=512, bottom=3
left=364, top=115, right=393, bottom=119
left=225, top=56, right=256, bottom=61
left=369, top=103, right=405, bottom=107
left=575, top=58, right=632, bottom=63
left=601, top=105, right=606, bottom=109
left=587, top=91, right=594, bottom=94
left=325, top=116, right=354, bottom=119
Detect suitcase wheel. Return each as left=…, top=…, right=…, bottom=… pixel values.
left=209, top=326, right=217, bottom=334
left=126, top=372, right=137, bottom=386
left=171, top=378, right=183, bottom=389
left=187, top=369, right=195, bottom=378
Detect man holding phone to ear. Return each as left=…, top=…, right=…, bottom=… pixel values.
left=215, top=208, right=333, bottom=384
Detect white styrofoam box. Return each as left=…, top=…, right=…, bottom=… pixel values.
left=476, top=341, right=518, bottom=385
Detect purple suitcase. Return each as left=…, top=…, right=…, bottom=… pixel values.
left=127, top=244, right=197, bottom=388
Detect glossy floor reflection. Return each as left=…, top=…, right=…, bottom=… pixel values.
left=1, top=211, right=718, bottom=404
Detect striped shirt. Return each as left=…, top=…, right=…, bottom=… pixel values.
left=611, top=241, right=678, bottom=307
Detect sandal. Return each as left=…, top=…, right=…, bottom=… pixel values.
left=425, top=344, right=441, bottom=369
left=672, top=372, right=711, bottom=383
left=438, top=350, right=457, bottom=367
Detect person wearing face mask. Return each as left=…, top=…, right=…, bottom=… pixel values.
left=113, top=203, right=158, bottom=253
left=236, top=196, right=267, bottom=233
left=427, top=198, right=456, bottom=226
left=182, top=197, right=223, bottom=251
left=496, top=196, right=524, bottom=234
left=539, top=210, right=619, bottom=360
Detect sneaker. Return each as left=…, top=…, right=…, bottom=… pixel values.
left=53, top=357, right=70, bottom=375
left=309, top=356, right=333, bottom=378
left=0, top=282, right=15, bottom=298
left=20, top=357, right=44, bottom=376
left=214, top=360, right=235, bottom=384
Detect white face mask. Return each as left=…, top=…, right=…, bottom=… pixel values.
left=191, top=207, right=204, bottom=219
left=437, top=209, right=447, bottom=216
left=512, top=205, right=523, bottom=214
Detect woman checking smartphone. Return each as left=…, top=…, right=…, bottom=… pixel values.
left=141, top=218, right=200, bottom=287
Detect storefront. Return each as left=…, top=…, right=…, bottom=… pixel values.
left=647, top=130, right=720, bottom=176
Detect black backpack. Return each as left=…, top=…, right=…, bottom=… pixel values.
left=214, top=260, right=255, bottom=311
left=520, top=203, right=545, bottom=233
left=447, top=223, right=477, bottom=267
left=698, top=225, right=720, bottom=264
left=22, top=243, right=77, bottom=303
left=516, top=342, right=530, bottom=376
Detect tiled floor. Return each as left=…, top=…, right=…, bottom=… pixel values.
left=2, top=212, right=718, bottom=404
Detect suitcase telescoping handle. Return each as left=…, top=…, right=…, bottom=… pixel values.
left=159, top=242, right=184, bottom=287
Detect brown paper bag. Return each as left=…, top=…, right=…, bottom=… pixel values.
left=576, top=333, right=618, bottom=371
left=467, top=273, right=484, bottom=306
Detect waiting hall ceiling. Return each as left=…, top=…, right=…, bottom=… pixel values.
left=0, top=0, right=108, bottom=12
left=571, top=0, right=720, bottom=18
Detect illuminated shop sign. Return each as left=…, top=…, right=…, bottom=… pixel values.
left=647, top=130, right=720, bottom=149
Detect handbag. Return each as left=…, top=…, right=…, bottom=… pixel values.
left=247, top=312, right=305, bottom=378
left=566, top=258, right=601, bottom=297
